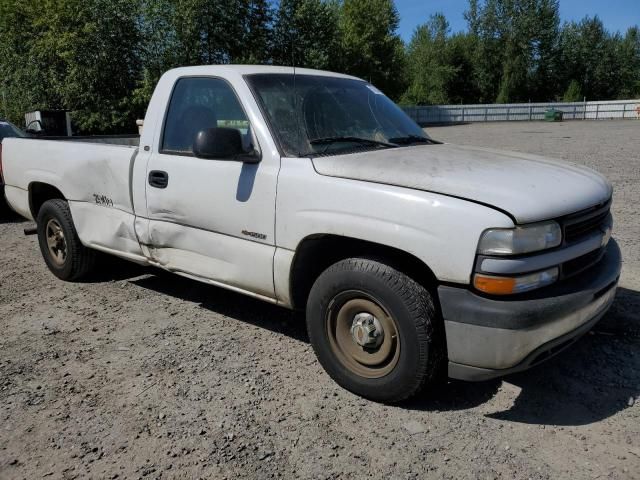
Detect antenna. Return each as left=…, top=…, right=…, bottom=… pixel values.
left=291, top=33, right=297, bottom=87
left=290, top=30, right=304, bottom=156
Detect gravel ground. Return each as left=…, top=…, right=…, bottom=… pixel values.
left=1, top=120, right=639, bottom=480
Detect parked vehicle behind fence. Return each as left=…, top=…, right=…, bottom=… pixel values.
left=1, top=66, right=621, bottom=402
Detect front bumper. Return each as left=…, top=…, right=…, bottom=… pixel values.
left=439, top=239, right=621, bottom=381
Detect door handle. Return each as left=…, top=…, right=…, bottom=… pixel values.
left=148, top=170, right=169, bottom=189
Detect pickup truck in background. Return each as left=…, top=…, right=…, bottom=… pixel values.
left=1, top=66, right=621, bottom=403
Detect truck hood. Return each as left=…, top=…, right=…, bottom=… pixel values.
left=311, top=144, right=612, bottom=224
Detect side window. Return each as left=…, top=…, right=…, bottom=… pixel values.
left=162, top=77, right=250, bottom=155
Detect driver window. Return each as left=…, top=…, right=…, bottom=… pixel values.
left=162, top=77, right=250, bottom=155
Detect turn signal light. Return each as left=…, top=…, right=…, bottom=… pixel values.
left=474, top=275, right=517, bottom=295
left=474, top=267, right=559, bottom=295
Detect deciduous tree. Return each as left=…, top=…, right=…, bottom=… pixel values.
left=402, top=14, right=457, bottom=105
left=271, top=0, right=341, bottom=70
left=339, top=0, right=406, bottom=98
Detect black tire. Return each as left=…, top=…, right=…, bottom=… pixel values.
left=36, top=199, right=96, bottom=281
left=306, top=258, right=445, bottom=403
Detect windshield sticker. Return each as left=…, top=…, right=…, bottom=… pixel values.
left=366, top=85, right=384, bottom=95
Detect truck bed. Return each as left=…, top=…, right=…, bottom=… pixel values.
left=2, top=137, right=139, bottom=219
left=2, top=137, right=145, bottom=260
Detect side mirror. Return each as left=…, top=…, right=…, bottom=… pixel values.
left=193, top=127, right=260, bottom=163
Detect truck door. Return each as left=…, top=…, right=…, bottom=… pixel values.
left=143, top=76, right=279, bottom=300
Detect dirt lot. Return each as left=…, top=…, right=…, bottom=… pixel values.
left=1, top=120, right=639, bottom=480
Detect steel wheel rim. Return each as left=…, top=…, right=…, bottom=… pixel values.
left=326, top=291, right=400, bottom=379
left=46, top=219, right=67, bottom=266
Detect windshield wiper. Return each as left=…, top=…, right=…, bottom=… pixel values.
left=388, top=134, right=438, bottom=145
left=309, top=136, right=398, bottom=148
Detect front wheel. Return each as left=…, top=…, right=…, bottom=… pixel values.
left=306, top=258, right=445, bottom=403
left=36, top=199, right=96, bottom=281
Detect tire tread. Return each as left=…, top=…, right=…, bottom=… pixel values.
left=306, top=257, right=445, bottom=403
left=37, top=199, right=96, bottom=281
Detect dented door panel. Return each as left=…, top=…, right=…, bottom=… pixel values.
left=147, top=220, right=275, bottom=298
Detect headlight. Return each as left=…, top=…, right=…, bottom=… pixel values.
left=478, top=221, right=562, bottom=255
left=474, top=267, right=559, bottom=295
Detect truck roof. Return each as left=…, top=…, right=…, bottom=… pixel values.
left=163, top=64, right=363, bottom=81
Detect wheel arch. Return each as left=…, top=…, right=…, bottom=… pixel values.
left=29, top=182, right=66, bottom=220
left=288, top=234, right=439, bottom=311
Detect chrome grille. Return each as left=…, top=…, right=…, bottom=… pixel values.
left=563, top=200, right=611, bottom=244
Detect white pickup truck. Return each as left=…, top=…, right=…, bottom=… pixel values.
left=1, top=66, right=621, bottom=402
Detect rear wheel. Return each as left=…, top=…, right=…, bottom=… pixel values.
left=36, top=199, right=96, bottom=281
left=306, top=258, right=445, bottom=403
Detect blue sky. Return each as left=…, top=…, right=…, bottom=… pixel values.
left=395, top=0, right=640, bottom=41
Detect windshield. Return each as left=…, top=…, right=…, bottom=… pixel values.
left=0, top=121, right=26, bottom=141
left=246, top=74, right=431, bottom=157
